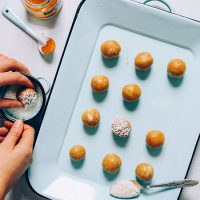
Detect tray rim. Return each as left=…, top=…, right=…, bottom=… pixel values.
left=26, top=0, right=200, bottom=199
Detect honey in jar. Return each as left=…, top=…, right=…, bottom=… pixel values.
left=21, top=0, right=63, bottom=19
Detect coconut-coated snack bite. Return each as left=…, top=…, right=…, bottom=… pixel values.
left=17, top=88, right=37, bottom=106
left=122, top=84, right=141, bottom=102
left=102, top=153, right=122, bottom=173
left=101, top=40, right=121, bottom=59
left=146, top=130, right=165, bottom=149
left=69, top=145, right=86, bottom=161
left=135, top=52, right=153, bottom=71
left=135, top=162, right=154, bottom=181
left=112, top=118, right=132, bottom=138
left=91, top=75, right=109, bottom=93
left=82, top=108, right=100, bottom=128
left=167, top=59, right=186, bottom=78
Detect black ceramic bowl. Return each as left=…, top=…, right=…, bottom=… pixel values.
left=0, top=73, right=46, bottom=123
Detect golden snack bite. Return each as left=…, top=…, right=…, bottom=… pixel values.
left=146, top=130, right=165, bottom=149
left=122, top=84, right=141, bottom=102
left=135, top=162, right=154, bottom=181
left=167, top=59, right=186, bottom=78
left=102, top=153, right=122, bottom=173
left=101, top=40, right=121, bottom=59
left=91, top=75, right=109, bottom=93
left=69, top=145, right=86, bottom=161
left=82, top=108, right=100, bottom=128
left=135, top=52, right=153, bottom=71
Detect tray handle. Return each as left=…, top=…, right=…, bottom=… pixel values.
left=144, top=0, right=172, bottom=13
left=37, top=77, right=51, bottom=95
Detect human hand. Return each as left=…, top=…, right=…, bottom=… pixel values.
left=0, top=120, right=34, bottom=200
left=0, top=54, right=34, bottom=109
left=0, top=120, right=12, bottom=143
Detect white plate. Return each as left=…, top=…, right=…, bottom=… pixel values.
left=28, top=0, right=200, bottom=199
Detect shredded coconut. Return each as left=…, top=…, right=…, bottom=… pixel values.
left=19, top=90, right=37, bottom=106
left=3, top=85, right=43, bottom=121
left=112, top=118, right=132, bottom=137
left=110, top=180, right=140, bottom=198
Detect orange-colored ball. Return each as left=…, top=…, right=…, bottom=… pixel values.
left=122, top=84, right=141, bottom=102
left=102, top=153, right=122, bottom=173
left=135, top=52, right=153, bottom=71
left=69, top=145, right=86, bottom=161
left=82, top=108, right=100, bottom=128
left=101, top=40, right=121, bottom=59
left=146, top=130, right=165, bottom=149
left=167, top=59, right=186, bottom=78
left=91, top=75, right=109, bottom=93
left=135, top=162, right=154, bottom=181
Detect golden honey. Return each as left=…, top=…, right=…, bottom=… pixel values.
left=41, top=38, right=56, bottom=55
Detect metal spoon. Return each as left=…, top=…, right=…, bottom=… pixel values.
left=1, top=7, right=55, bottom=55
left=110, top=179, right=199, bottom=199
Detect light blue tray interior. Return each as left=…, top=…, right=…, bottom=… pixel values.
left=58, top=25, right=193, bottom=187
left=28, top=0, right=200, bottom=199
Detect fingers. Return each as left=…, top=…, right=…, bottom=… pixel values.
left=0, top=121, right=13, bottom=142
left=0, top=127, right=8, bottom=143
left=0, top=127, right=9, bottom=136
left=0, top=72, right=34, bottom=88
left=16, top=124, right=35, bottom=148
left=2, top=120, right=23, bottom=149
left=0, top=99, right=24, bottom=109
left=0, top=57, right=30, bottom=74
left=0, top=53, right=8, bottom=59
left=0, top=136, right=5, bottom=143
left=3, top=121, right=13, bottom=129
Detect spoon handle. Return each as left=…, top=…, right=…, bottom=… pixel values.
left=1, top=7, right=45, bottom=44
left=145, top=179, right=199, bottom=189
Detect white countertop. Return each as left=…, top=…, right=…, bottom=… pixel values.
left=0, top=0, right=199, bottom=199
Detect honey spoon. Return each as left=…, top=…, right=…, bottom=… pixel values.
left=1, top=7, right=55, bottom=55
left=110, top=179, right=199, bottom=199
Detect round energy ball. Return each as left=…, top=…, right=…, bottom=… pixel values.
left=17, top=88, right=37, bottom=106
left=102, top=153, right=122, bottom=173
left=82, top=108, right=100, bottom=128
left=167, top=59, right=186, bottom=78
left=135, top=52, right=153, bottom=71
left=146, top=130, right=165, bottom=149
left=91, top=75, right=109, bottom=93
left=135, top=162, right=154, bottom=181
left=122, top=84, right=141, bottom=102
left=101, top=40, right=121, bottom=59
left=112, top=118, right=132, bottom=138
left=69, top=145, right=86, bottom=161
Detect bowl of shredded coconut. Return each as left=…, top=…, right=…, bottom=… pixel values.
left=0, top=74, right=46, bottom=122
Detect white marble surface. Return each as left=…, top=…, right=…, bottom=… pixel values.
left=0, top=0, right=199, bottom=199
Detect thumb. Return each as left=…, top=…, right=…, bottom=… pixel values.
left=0, top=99, right=23, bottom=109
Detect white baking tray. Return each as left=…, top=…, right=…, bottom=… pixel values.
left=28, top=0, right=200, bottom=199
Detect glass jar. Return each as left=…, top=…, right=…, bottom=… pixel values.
left=21, top=0, right=63, bottom=19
